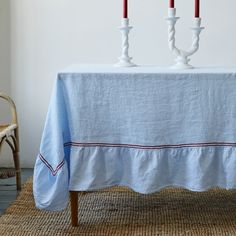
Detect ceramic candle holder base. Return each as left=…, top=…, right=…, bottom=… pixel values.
left=115, top=18, right=136, bottom=67
left=166, top=8, right=204, bottom=70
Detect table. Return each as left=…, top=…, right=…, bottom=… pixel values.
left=33, top=65, right=236, bottom=226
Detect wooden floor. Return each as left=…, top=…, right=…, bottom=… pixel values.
left=0, top=168, right=33, bottom=215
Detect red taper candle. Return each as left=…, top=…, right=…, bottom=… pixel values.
left=170, top=0, right=175, bottom=8
left=195, top=0, right=200, bottom=18
left=123, top=0, right=128, bottom=18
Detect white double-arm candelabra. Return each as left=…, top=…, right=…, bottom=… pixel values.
left=115, top=18, right=136, bottom=67
left=166, top=8, right=204, bottom=69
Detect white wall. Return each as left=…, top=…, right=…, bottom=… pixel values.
left=0, top=0, right=10, bottom=94
left=9, top=0, right=236, bottom=167
left=0, top=0, right=11, bottom=167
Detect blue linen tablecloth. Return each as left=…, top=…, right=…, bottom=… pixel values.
left=33, top=65, right=236, bottom=211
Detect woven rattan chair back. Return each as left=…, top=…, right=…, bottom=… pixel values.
left=0, top=93, right=21, bottom=190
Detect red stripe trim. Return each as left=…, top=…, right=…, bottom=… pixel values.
left=39, top=153, right=65, bottom=176
left=64, top=141, right=236, bottom=150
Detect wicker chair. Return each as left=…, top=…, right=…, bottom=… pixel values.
left=0, top=93, right=21, bottom=191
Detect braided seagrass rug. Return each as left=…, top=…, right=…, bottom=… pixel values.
left=1, top=178, right=236, bottom=235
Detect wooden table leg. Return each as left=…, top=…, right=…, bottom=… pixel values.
left=70, top=191, right=78, bottom=227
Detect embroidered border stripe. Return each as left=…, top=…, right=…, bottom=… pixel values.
left=39, top=153, right=65, bottom=176
left=64, top=141, right=236, bottom=150
left=39, top=142, right=236, bottom=175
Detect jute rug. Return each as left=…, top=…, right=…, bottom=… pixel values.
left=1, top=179, right=236, bottom=236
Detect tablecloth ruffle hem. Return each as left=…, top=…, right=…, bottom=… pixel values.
left=34, top=144, right=236, bottom=211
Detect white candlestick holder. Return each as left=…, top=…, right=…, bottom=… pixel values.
left=166, top=8, right=204, bottom=69
left=115, top=18, right=136, bottom=67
